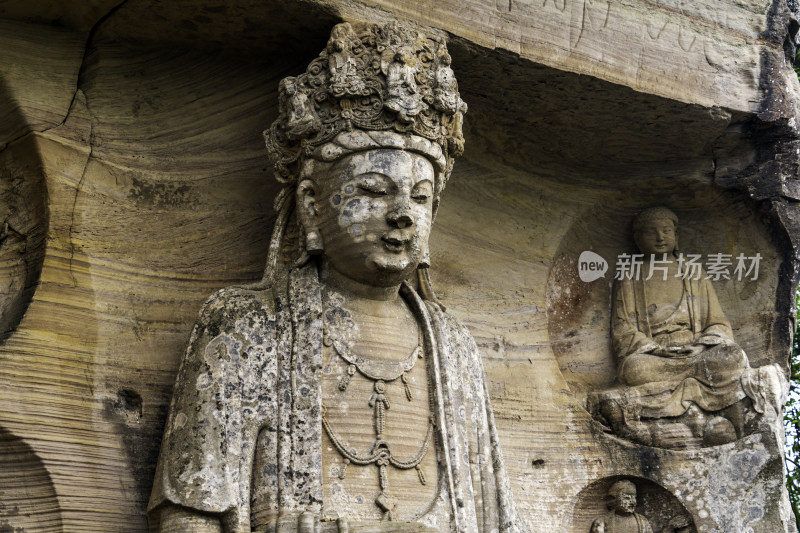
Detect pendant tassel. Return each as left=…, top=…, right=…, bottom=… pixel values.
left=402, top=372, right=412, bottom=401
left=339, top=364, right=356, bottom=392
left=369, top=380, right=390, bottom=436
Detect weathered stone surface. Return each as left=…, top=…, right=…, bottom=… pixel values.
left=147, top=22, right=529, bottom=532
left=0, top=0, right=798, bottom=532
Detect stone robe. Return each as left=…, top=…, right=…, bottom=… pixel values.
left=148, top=264, right=527, bottom=533
left=590, top=511, right=653, bottom=533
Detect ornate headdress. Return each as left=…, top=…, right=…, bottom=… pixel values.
left=265, top=21, right=466, bottom=188
left=258, top=21, right=467, bottom=289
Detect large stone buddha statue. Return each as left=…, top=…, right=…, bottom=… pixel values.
left=592, top=207, right=785, bottom=449
left=147, top=21, right=527, bottom=533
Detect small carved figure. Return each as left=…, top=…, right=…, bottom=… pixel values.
left=383, top=50, right=423, bottom=122
left=148, top=22, right=524, bottom=533
left=433, top=53, right=460, bottom=114
left=593, top=207, right=786, bottom=448
left=279, top=78, right=320, bottom=140
left=327, top=22, right=365, bottom=97
left=590, top=480, right=653, bottom=533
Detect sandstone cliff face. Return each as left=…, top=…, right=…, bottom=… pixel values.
left=0, top=1, right=799, bottom=531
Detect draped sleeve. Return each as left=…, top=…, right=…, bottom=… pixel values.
left=692, top=277, right=735, bottom=341
left=611, top=279, right=659, bottom=359
left=148, top=286, right=282, bottom=532
left=425, top=302, right=529, bottom=533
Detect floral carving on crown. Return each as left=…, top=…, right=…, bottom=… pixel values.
left=265, top=21, right=467, bottom=185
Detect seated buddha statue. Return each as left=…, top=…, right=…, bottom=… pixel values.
left=147, top=21, right=527, bottom=533
left=593, top=207, right=785, bottom=448
left=589, top=480, right=652, bottom=533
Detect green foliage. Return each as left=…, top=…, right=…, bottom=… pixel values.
left=786, top=290, right=800, bottom=527
left=795, top=48, right=800, bottom=79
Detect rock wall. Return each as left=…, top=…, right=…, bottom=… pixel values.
left=0, top=0, right=799, bottom=531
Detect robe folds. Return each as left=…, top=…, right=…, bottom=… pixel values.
left=148, top=264, right=528, bottom=533
left=607, top=276, right=753, bottom=419
left=611, top=275, right=734, bottom=362
left=591, top=511, right=653, bottom=533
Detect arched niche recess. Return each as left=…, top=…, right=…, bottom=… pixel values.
left=567, top=475, right=695, bottom=533
left=0, top=426, right=63, bottom=531
left=0, top=78, right=48, bottom=340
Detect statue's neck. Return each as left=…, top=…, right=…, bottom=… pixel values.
left=319, top=262, right=419, bottom=358
left=319, top=261, right=404, bottom=303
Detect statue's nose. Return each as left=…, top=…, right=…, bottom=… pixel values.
left=387, top=204, right=413, bottom=228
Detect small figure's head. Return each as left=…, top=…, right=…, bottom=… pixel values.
left=632, top=206, right=679, bottom=256
left=327, top=22, right=356, bottom=53
left=280, top=78, right=297, bottom=96
left=607, top=480, right=638, bottom=515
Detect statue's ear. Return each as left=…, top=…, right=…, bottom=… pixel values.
left=296, top=179, right=319, bottom=229
left=296, top=179, right=324, bottom=255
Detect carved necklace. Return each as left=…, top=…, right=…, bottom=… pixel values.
left=320, top=289, right=434, bottom=521
left=329, top=332, right=421, bottom=400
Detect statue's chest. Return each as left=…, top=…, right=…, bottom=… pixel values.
left=605, top=512, right=645, bottom=533
left=319, top=343, right=440, bottom=522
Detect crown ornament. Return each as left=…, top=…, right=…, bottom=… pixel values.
left=265, top=21, right=467, bottom=186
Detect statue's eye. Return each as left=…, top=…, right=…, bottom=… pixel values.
left=411, top=182, right=433, bottom=203
left=412, top=191, right=430, bottom=202
left=358, top=179, right=387, bottom=195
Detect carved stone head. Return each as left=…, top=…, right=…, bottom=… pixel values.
left=259, top=21, right=467, bottom=288
left=607, top=480, right=638, bottom=514
left=632, top=206, right=679, bottom=256
left=297, top=139, right=437, bottom=287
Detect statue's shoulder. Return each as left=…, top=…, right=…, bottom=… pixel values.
left=612, top=275, right=635, bottom=290
left=611, top=276, right=637, bottom=302
left=423, top=299, right=458, bottom=327
left=423, top=300, right=478, bottom=351
left=194, top=284, right=281, bottom=334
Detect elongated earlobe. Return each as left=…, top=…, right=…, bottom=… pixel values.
left=305, top=229, right=324, bottom=255
left=297, top=179, right=324, bottom=255
left=418, top=245, right=430, bottom=269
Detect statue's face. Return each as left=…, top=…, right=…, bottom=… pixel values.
left=634, top=217, right=677, bottom=256
left=611, top=487, right=637, bottom=514
left=310, top=148, right=435, bottom=287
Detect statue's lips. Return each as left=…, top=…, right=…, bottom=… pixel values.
left=382, top=235, right=409, bottom=252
